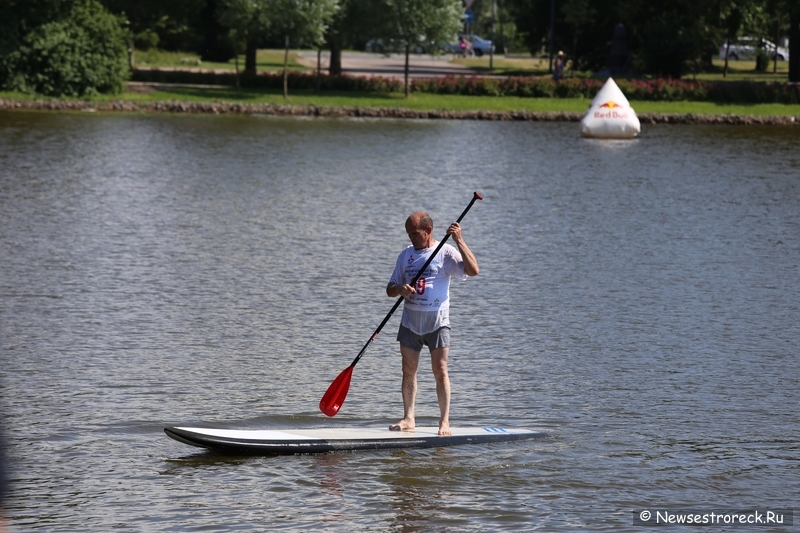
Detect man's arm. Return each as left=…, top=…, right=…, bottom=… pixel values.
left=386, top=282, right=416, bottom=298
left=447, top=222, right=479, bottom=276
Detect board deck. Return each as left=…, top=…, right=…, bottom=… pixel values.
left=164, top=426, right=546, bottom=455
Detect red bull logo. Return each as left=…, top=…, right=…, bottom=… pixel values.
left=594, top=100, right=629, bottom=119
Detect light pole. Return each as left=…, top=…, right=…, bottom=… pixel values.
left=548, top=0, right=555, bottom=72
left=490, top=0, right=497, bottom=68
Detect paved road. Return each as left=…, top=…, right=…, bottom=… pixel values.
left=296, top=51, right=479, bottom=79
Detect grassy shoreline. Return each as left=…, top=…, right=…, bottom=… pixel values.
left=2, top=86, right=800, bottom=119
left=2, top=49, right=798, bottom=120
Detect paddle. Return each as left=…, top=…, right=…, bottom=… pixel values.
left=319, top=191, right=483, bottom=417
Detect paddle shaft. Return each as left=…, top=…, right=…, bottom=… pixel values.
left=347, top=192, right=483, bottom=368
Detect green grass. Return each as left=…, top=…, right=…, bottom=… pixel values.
left=629, top=100, right=800, bottom=116
left=690, top=58, right=790, bottom=82
left=7, top=85, right=789, bottom=116
left=132, top=49, right=311, bottom=72
left=0, top=90, right=34, bottom=100
left=118, top=86, right=587, bottom=111
left=454, top=55, right=552, bottom=77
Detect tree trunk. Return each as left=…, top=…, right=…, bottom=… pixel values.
left=316, top=48, right=321, bottom=93
left=404, top=45, right=410, bottom=98
left=245, top=39, right=257, bottom=76
left=499, top=0, right=506, bottom=54
left=791, top=11, right=800, bottom=82
left=234, top=52, right=240, bottom=91
left=128, top=39, right=135, bottom=69
left=283, top=35, right=290, bottom=99
left=127, top=5, right=136, bottom=69
left=774, top=20, right=780, bottom=74
left=572, top=35, right=578, bottom=72
left=548, top=0, right=555, bottom=72
left=723, top=38, right=730, bottom=78
left=329, top=41, right=342, bottom=75
left=490, top=0, right=496, bottom=69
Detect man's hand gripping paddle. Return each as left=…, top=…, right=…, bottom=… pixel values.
left=319, top=192, right=483, bottom=417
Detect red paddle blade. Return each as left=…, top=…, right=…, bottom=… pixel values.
left=319, top=366, right=353, bottom=417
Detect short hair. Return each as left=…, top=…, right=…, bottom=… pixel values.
left=407, top=212, right=433, bottom=230
left=417, top=212, right=433, bottom=229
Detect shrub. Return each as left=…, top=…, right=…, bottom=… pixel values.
left=130, top=68, right=800, bottom=105
left=132, top=68, right=404, bottom=93
left=134, top=29, right=160, bottom=52
left=7, top=0, right=128, bottom=97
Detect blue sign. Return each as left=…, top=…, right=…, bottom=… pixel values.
left=463, top=9, right=474, bottom=23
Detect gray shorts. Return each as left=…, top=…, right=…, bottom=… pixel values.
left=397, top=325, right=451, bottom=351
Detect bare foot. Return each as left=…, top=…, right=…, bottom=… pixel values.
left=389, top=418, right=415, bottom=431
left=438, top=421, right=451, bottom=436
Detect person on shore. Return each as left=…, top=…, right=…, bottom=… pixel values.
left=459, top=36, right=467, bottom=58
left=386, top=211, right=479, bottom=436
left=553, top=50, right=565, bottom=81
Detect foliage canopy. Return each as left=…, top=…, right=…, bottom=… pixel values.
left=1, top=0, right=128, bottom=96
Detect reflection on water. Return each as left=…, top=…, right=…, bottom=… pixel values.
left=385, top=448, right=459, bottom=530
left=1, top=110, right=799, bottom=531
left=161, top=454, right=252, bottom=473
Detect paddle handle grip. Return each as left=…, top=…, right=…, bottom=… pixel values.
left=349, top=192, right=483, bottom=368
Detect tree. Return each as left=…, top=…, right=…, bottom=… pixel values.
left=718, top=1, right=745, bottom=77
left=505, top=0, right=556, bottom=59
left=325, top=0, right=384, bottom=76
left=1, top=0, right=70, bottom=90
left=381, top=0, right=463, bottom=97
left=216, top=0, right=272, bottom=76
left=715, top=0, right=792, bottom=74
left=562, top=0, right=595, bottom=70
left=100, top=0, right=205, bottom=67
left=763, top=0, right=792, bottom=73
left=790, top=5, right=800, bottom=82
left=2, top=0, right=128, bottom=96
left=270, top=0, right=339, bottom=98
left=198, top=0, right=237, bottom=62
left=506, top=0, right=726, bottom=78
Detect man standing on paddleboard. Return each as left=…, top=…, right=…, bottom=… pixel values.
left=386, top=211, right=479, bottom=436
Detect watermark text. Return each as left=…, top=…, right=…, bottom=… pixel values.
left=633, top=509, right=793, bottom=527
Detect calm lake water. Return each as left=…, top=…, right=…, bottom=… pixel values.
left=1, top=110, right=798, bottom=531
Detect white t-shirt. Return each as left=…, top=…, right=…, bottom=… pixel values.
left=389, top=242, right=467, bottom=335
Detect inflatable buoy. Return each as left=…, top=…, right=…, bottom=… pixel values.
left=581, top=77, right=640, bottom=139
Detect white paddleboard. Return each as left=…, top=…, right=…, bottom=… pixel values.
left=165, top=426, right=546, bottom=455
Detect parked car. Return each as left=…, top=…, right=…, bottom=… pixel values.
left=445, top=34, right=495, bottom=57
left=719, top=37, right=789, bottom=61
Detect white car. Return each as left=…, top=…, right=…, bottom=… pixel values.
left=719, top=37, right=789, bottom=61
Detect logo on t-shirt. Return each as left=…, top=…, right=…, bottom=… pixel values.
left=408, top=255, right=414, bottom=264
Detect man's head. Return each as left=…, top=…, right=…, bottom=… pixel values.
left=405, top=211, right=434, bottom=250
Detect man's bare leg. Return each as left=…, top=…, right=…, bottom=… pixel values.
left=389, top=345, right=420, bottom=431
left=430, top=347, right=451, bottom=436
